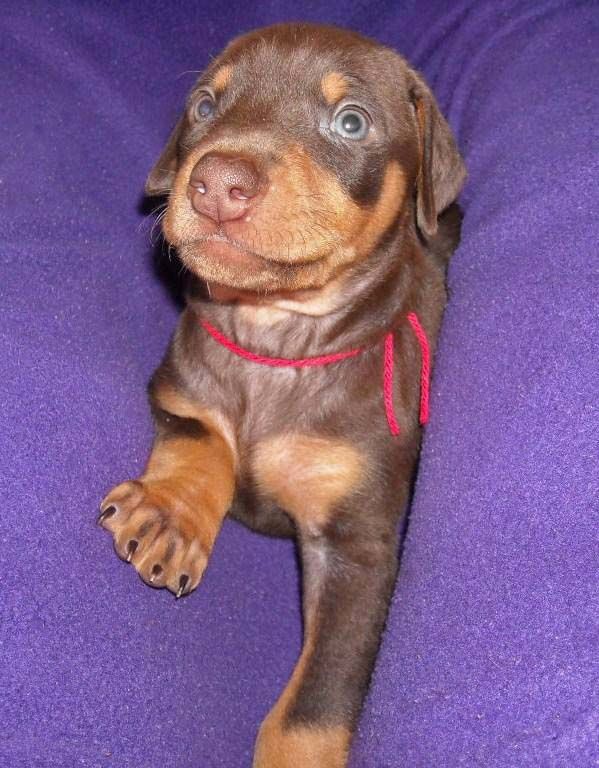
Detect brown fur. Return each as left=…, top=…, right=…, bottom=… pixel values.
left=100, top=21, right=465, bottom=766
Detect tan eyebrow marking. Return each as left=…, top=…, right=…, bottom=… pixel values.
left=212, top=64, right=233, bottom=92
left=321, top=71, right=349, bottom=104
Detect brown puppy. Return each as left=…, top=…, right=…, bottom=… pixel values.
left=99, top=22, right=465, bottom=768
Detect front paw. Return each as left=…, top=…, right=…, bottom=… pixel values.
left=98, top=480, right=208, bottom=598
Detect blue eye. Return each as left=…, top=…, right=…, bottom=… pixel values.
left=193, top=94, right=215, bottom=120
left=333, top=107, right=370, bottom=140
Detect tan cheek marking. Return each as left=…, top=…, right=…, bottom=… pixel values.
left=353, top=160, right=407, bottom=257
left=212, top=64, right=233, bottom=92
left=244, top=144, right=357, bottom=265
left=321, top=71, right=349, bottom=104
left=162, top=147, right=207, bottom=245
left=264, top=150, right=406, bottom=264
left=262, top=146, right=341, bottom=260
left=252, top=434, right=365, bottom=529
left=320, top=160, right=406, bottom=248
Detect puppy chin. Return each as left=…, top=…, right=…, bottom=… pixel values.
left=179, top=241, right=291, bottom=294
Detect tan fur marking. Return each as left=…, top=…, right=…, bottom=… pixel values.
left=100, top=385, right=237, bottom=594
left=356, top=160, right=407, bottom=254
left=139, top=384, right=237, bottom=552
left=254, top=722, right=351, bottom=768
left=252, top=436, right=362, bottom=765
left=141, top=439, right=233, bottom=555
left=144, top=434, right=232, bottom=509
left=236, top=273, right=348, bottom=325
left=252, top=434, right=365, bottom=529
left=212, top=64, right=233, bottom=92
left=271, top=272, right=348, bottom=316
left=321, top=72, right=349, bottom=105
left=237, top=305, right=293, bottom=326
left=164, top=140, right=406, bottom=292
left=155, top=384, right=238, bottom=471
left=254, top=605, right=351, bottom=767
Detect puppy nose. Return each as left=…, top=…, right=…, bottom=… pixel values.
left=188, top=153, right=262, bottom=223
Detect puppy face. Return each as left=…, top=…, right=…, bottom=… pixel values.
left=148, top=23, right=465, bottom=293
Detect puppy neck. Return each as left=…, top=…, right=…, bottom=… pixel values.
left=206, top=272, right=349, bottom=327
left=199, top=210, right=414, bottom=331
left=187, top=213, right=422, bottom=354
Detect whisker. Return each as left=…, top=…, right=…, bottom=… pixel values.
left=150, top=208, right=169, bottom=244
left=176, top=70, right=203, bottom=80
left=137, top=205, right=167, bottom=234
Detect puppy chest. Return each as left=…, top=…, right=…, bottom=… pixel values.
left=248, top=433, right=366, bottom=526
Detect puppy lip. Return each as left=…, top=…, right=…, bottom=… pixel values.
left=186, top=233, right=326, bottom=268
left=180, top=235, right=263, bottom=274
left=193, top=233, right=268, bottom=264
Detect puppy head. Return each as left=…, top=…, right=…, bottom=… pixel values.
left=147, top=23, right=465, bottom=294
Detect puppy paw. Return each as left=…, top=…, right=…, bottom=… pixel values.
left=98, top=480, right=209, bottom=598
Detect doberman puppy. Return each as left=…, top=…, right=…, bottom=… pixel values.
left=99, top=22, right=465, bottom=767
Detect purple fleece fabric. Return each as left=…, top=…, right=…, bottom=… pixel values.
left=1, top=1, right=597, bottom=767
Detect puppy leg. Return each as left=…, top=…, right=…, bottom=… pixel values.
left=254, top=516, right=398, bottom=768
left=99, top=381, right=236, bottom=597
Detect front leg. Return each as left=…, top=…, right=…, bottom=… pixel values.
left=252, top=434, right=401, bottom=768
left=99, top=378, right=236, bottom=597
left=254, top=517, right=398, bottom=767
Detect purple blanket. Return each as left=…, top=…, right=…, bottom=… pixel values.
left=1, top=1, right=597, bottom=766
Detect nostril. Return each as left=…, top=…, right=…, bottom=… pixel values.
left=188, top=153, right=263, bottom=222
left=230, top=187, right=250, bottom=201
left=191, top=180, right=207, bottom=195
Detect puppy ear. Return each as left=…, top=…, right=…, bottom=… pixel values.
left=409, top=72, right=466, bottom=237
left=145, top=116, right=186, bottom=196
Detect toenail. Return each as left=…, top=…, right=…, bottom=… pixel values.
left=176, top=574, right=189, bottom=599
left=97, top=505, right=117, bottom=525
left=150, top=564, right=163, bottom=583
left=126, top=540, right=138, bottom=562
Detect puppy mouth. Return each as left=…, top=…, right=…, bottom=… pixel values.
left=190, top=233, right=269, bottom=270
left=182, top=232, right=327, bottom=271
left=178, top=233, right=330, bottom=293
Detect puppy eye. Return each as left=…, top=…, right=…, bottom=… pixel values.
left=193, top=94, right=216, bottom=120
left=332, top=107, right=370, bottom=140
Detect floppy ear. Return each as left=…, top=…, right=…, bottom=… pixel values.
left=145, top=116, right=186, bottom=196
left=409, top=72, right=466, bottom=237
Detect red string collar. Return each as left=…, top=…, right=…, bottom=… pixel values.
left=199, top=313, right=430, bottom=436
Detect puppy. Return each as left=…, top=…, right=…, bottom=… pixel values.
left=99, top=22, right=465, bottom=768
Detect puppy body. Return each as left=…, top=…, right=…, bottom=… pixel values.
left=100, top=23, right=465, bottom=767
